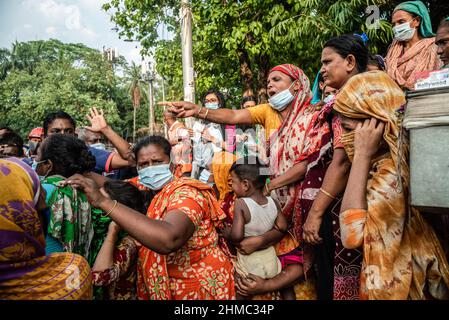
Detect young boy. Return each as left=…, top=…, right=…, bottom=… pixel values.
left=224, top=157, right=295, bottom=300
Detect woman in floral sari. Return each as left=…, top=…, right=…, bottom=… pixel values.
left=66, top=136, right=234, bottom=300
left=0, top=157, right=92, bottom=300
left=334, top=70, right=449, bottom=299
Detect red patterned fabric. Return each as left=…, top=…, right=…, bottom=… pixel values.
left=137, top=178, right=235, bottom=300
left=267, top=64, right=315, bottom=220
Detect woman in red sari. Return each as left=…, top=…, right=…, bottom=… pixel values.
left=66, top=136, right=234, bottom=300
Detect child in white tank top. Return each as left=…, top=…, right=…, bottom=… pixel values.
left=223, top=158, right=293, bottom=300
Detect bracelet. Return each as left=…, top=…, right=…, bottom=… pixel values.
left=204, top=109, right=210, bottom=120
left=196, top=105, right=203, bottom=117
left=319, top=188, right=336, bottom=200
left=102, top=200, right=118, bottom=217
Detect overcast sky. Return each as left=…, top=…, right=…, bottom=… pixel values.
left=0, top=0, right=153, bottom=64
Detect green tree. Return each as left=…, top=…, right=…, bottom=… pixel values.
left=0, top=40, right=123, bottom=138
left=103, top=0, right=403, bottom=105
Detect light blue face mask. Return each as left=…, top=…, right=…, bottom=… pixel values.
left=268, top=81, right=296, bottom=111
left=323, top=94, right=335, bottom=104
left=205, top=102, right=219, bottom=109
left=138, top=163, right=174, bottom=190
left=89, top=143, right=106, bottom=150
left=32, top=159, right=49, bottom=181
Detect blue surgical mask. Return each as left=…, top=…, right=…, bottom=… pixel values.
left=138, top=163, right=173, bottom=190
left=90, top=143, right=106, bottom=150
left=268, top=81, right=296, bottom=111
left=32, top=159, right=49, bottom=181
left=205, top=102, right=219, bottom=109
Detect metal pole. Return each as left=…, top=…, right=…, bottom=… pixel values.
left=181, top=0, right=195, bottom=129
left=148, top=76, right=154, bottom=136
left=162, top=77, right=168, bottom=139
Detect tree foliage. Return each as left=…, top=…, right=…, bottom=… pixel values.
left=0, top=39, right=130, bottom=138
left=102, top=0, right=432, bottom=105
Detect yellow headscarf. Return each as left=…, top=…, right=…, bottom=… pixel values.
left=211, top=151, right=237, bottom=201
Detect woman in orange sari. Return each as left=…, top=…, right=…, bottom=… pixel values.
left=334, top=70, right=449, bottom=299
left=66, top=136, right=234, bottom=300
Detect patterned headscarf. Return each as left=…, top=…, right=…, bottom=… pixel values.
left=333, top=71, right=407, bottom=189
left=0, top=157, right=45, bottom=281
left=268, top=64, right=314, bottom=217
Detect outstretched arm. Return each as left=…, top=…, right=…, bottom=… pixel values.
left=159, top=101, right=253, bottom=125
left=266, top=161, right=307, bottom=195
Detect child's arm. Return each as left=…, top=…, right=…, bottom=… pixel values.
left=229, top=199, right=250, bottom=244
left=273, top=198, right=288, bottom=233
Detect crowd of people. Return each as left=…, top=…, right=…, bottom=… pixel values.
left=1, top=1, right=449, bottom=300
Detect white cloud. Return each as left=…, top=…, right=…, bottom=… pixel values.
left=45, top=26, right=57, bottom=36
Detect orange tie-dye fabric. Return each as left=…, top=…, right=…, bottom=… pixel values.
left=334, top=71, right=449, bottom=300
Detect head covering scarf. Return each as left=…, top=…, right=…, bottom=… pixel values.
left=311, top=71, right=322, bottom=104
left=0, top=158, right=92, bottom=300
left=334, top=71, right=449, bottom=300
left=268, top=64, right=315, bottom=219
left=394, top=1, right=434, bottom=38
left=211, top=151, right=237, bottom=201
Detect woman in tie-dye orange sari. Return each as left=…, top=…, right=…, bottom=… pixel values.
left=334, top=71, right=449, bottom=299
left=0, top=157, right=92, bottom=300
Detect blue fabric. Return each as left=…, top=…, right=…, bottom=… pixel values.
left=88, top=146, right=113, bottom=174
left=42, top=183, right=63, bottom=254
left=311, top=71, right=322, bottom=104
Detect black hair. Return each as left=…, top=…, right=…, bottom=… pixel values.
left=0, top=132, right=24, bottom=157
left=230, top=156, right=268, bottom=190
left=201, top=88, right=226, bottom=109
left=368, top=54, right=386, bottom=71
left=133, top=135, right=172, bottom=161
left=0, top=125, right=13, bottom=132
left=43, top=110, right=76, bottom=136
left=103, top=180, right=149, bottom=214
left=241, top=95, right=256, bottom=106
left=323, top=34, right=369, bottom=73
left=40, top=134, right=96, bottom=177
left=438, top=18, right=449, bottom=30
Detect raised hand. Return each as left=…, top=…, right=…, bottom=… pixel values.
left=86, top=107, right=108, bottom=133
left=354, top=118, right=385, bottom=159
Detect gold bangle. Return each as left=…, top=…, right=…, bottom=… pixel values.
left=319, top=188, right=336, bottom=200
left=204, top=109, right=210, bottom=120
left=102, top=200, right=118, bottom=217
left=196, top=105, right=203, bottom=117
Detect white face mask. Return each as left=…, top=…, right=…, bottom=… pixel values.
left=393, top=19, right=416, bottom=42
left=205, top=102, right=219, bottom=109
left=89, top=143, right=106, bottom=150
left=323, top=94, right=335, bottom=104
left=268, top=81, right=296, bottom=111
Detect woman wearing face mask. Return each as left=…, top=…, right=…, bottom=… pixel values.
left=161, top=64, right=318, bottom=300
left=33, top=134, right=97, bottom=257
left=190, top=89, right=227, bottom=183
left=66, top=135, right=235, bottom=300
left=334, top=70, right=449, bottom=299
left=386, top=0, right=442, bottom=90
